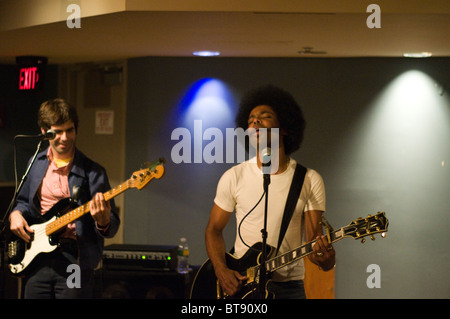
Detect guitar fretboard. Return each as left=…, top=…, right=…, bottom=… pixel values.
left=43, top=161, right=164, bottom=236
left=44, top=180, right=132, bottom=236
left=260, top=227, right=345, bottom=273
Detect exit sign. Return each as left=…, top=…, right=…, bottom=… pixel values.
left=19, top=66, right=39, bottom=90
left=16, top=56, right=48, bottom=91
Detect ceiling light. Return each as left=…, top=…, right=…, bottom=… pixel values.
left=403, top=52, right=432, bottom=58
left=193, top=51, right=221, bottom=57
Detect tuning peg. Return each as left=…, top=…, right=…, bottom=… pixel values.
left=370, top=235, right=375, bottom=241
left=361, top=238, right=366, bottom=244
left=381, top=232, right=386, bottom=238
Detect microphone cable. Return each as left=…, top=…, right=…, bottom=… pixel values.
left=237, top=190, right=266, bottom=253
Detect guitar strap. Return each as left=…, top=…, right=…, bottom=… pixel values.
left=275, top=163, right=307, bottom=256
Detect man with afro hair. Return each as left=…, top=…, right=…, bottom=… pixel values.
left=205, top=85, right=335, bottom=299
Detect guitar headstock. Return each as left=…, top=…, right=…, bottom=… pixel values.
left=343, top=212, right=389, bottom=243
left=129, top=159, right=165, bottom=190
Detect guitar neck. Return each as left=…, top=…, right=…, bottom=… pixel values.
left=44, top=179, right=131, bottom=236
left=263, top=227, right=345, bottom=273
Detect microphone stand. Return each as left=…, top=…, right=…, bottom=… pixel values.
left=258, top=167, right=270, bottom=299
left=0, top=137, right=44, bottom=299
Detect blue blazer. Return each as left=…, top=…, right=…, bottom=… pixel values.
left=13, top=146, right=120, bottom=270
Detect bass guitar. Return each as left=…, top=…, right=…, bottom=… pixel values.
left=7, top=159, right=165, bottom=276
left=190, top=212, right=388, bottom=299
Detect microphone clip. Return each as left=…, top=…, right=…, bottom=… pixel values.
left=39, top=129, right=56, bottom=140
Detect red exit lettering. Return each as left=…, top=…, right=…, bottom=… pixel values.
left=19, top=67, right=39, bottom=90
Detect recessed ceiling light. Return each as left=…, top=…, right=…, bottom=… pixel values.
left=403, top=52, right=432, bottom=58
left=193, top=51, right=221, bottom=57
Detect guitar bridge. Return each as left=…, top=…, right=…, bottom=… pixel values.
left=7, top=241, right=17, bottom=258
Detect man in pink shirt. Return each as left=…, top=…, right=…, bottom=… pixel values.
left=9, top=99, right=120, bottom=298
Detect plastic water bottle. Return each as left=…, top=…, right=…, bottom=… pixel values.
left=176, top=237, right=190, bottom=274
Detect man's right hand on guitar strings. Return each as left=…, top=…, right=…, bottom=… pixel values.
left=9, top=210, right=34, bottom=243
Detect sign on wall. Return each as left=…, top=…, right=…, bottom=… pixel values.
left=95, top=110, right=114, bottom=134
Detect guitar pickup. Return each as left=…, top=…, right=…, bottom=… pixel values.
left=246, top=268, right=255, bottom=284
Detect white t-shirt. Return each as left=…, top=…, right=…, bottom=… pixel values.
left=214, top=157, right=326, bottom=281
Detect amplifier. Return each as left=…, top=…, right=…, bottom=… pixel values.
left=102, top=244, right=178, bottom=271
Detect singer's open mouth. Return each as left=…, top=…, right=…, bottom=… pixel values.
left=249, top=127, right=264, bottom=137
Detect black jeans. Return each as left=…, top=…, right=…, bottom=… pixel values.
left=24, top=251, right=94, bottom=299
left=267, top=280, right=306, bottom=299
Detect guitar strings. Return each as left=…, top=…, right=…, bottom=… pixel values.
left=22, top=176, right=141, bottom=245
left=25, top=179, right=129, bottom=242
left=252, top=219, right=384, bottom=274
left=27, top=202, right=87, bottom=240
left=13, top=166, right=163, bottom=269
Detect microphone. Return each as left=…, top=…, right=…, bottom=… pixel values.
left=261, top=147, right=271, bottom=192
left=39, top=129, right=56, bottom=140
left=261, top=147, right=271, bottom=167
left=14, top=129, right=56, bottom=140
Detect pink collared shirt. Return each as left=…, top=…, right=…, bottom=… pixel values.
left=40, top=150, right=71, bottom=214
left=39, top=148, right=76, bottom=238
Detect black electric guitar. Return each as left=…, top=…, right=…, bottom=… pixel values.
left=7, top=160, right=165, bottom=276
left=190, top=212, right=389, bottom=299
